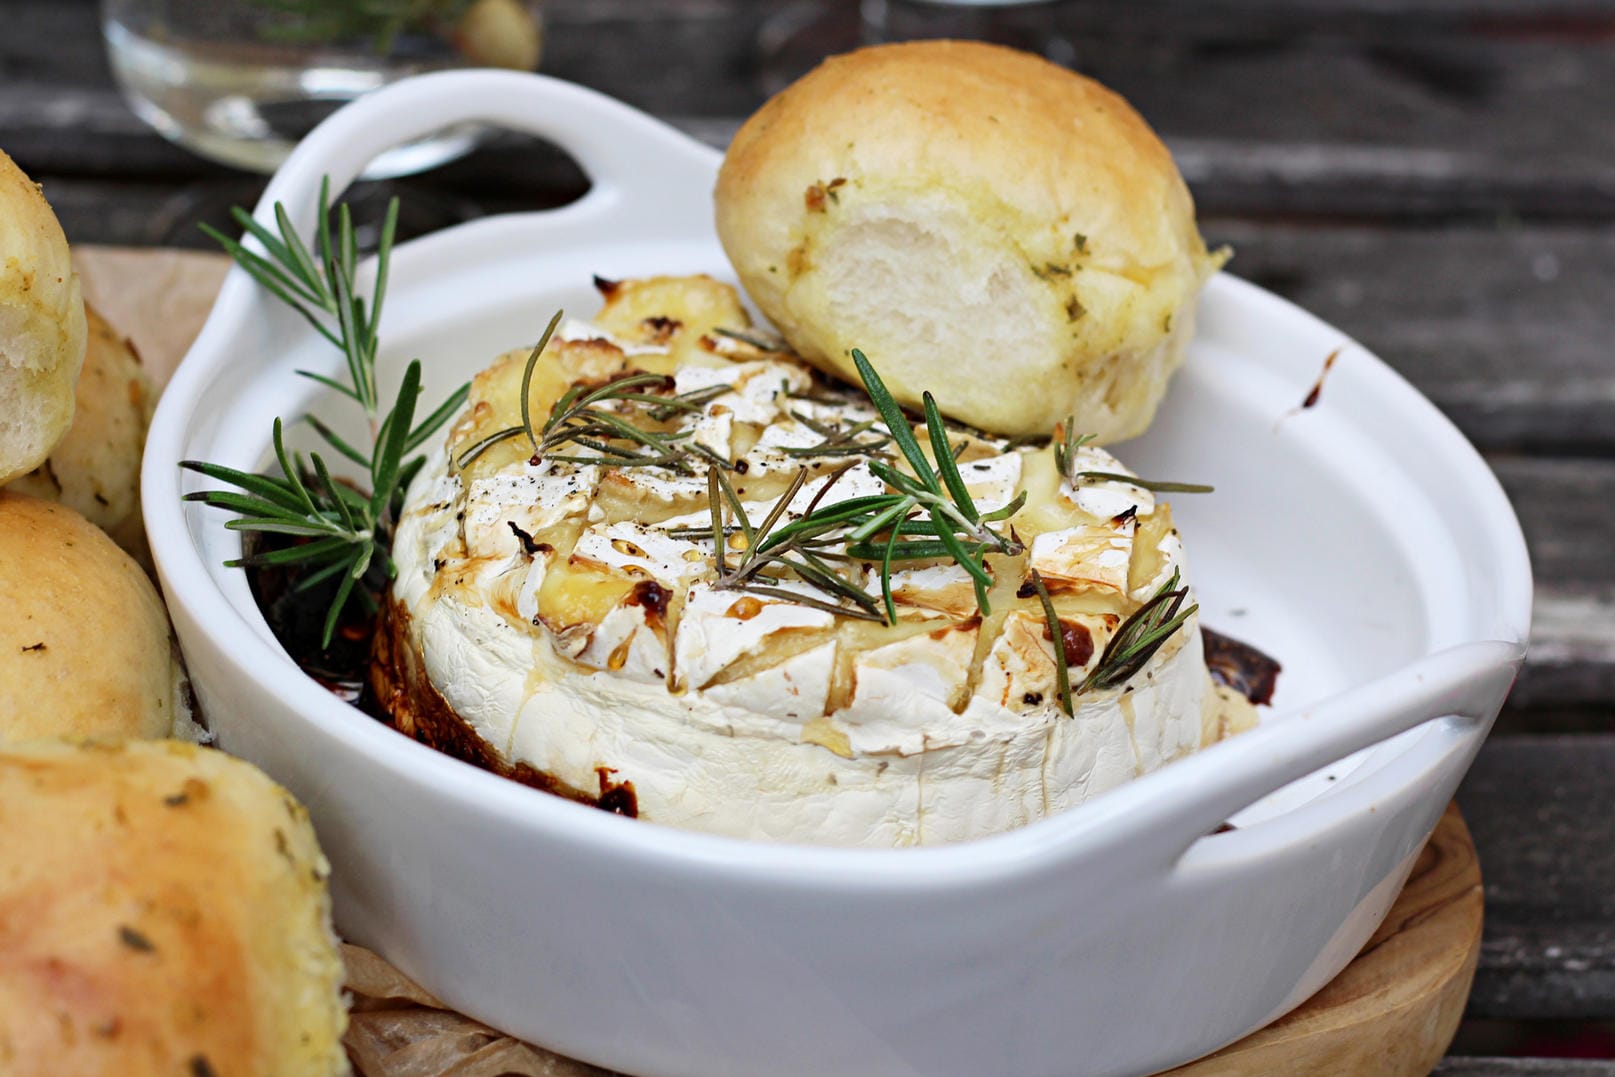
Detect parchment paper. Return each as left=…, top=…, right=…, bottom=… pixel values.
left=75, top=245, right=613, bottom=1077
left=342, top=945, right=611, bottom=1077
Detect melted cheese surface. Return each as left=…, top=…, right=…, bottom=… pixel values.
left=391, top=276, right=1222, bottom=845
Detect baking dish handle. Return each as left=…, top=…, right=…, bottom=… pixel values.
left=254, top=68, right=722, bottom=243
left=1138, top=639, right=1523, bottom=863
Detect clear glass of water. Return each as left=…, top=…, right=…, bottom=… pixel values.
left=101, top=0, right=544, bottom=177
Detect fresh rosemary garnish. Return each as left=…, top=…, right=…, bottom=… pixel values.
left=845, top=349, right=1024, bottom=617
left=1029, top=569, right=1074, bottom=717
left=690, top=351, right=1025, bottom=625
left=779, top=409, right=892, bottom=459
left=1069, top=471, right=1214, bottom=495
left=1028, top=565, right=1199, bottom=713
left=184, top=180, right=469, bottom=648
left=710, top=326, right=786, bottom=353
left=1051, top=420, right=1096, bottom=480
left=705, top=466, right=886, bottom=622
left=456, top=338, right=1024, bottom=626
left=782, top=382, right=855, bottom=408
left=1079, top=567, right=1198, bottom=693
left=454, top=329, right=734, bottom=473
left=646, top=383, right=733, bottom=423
left=1053, top=416, right=1213, bottom=494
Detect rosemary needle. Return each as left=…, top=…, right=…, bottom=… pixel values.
left=1030, top=569, right=1074, bottom=717
left=1053, top=415, right=1213, bottom=494
left=187, top=178, right=469, bottom=647
left=1079, top=568, right=1198, bottom=693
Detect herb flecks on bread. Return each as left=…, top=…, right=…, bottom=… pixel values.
left=716, top=40, right=1224, bottom=442
left=0, top=740, right=348, bottom=1076
left=0, top=491, right=195, bottom=743
left=0, top=149, right=87, bottom=484
left=9, top=303, right=156, bottom=565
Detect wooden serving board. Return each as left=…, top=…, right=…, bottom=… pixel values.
left=84, top=245, right=1484, bottom=1077
left=1162, top=802, right=1482, bottom=1077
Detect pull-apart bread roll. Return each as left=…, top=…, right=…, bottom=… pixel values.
left=9, top=303, right=157, bottom=564
left=0, top=149, right=86, bottom=484
left=0, top=739, right=348, bottom=1076
left=0, top=492, right=195, bottom=743
left=716, top=40, right=1222, bottom=441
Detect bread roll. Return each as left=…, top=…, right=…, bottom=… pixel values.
left=716, top=40, right=1223, bottom=441
left=0, top=491, right=194, bottom=743
left=0, top=739, right=348, bottom=1076
left=8, top=303, right=155, bottom=565
left=0, top=149, right=87, bottom=483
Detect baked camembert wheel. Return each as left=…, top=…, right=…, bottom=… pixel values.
left=378, top=275, right=1241, bottom=846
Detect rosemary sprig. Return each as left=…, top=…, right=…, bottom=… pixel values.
left=1051, top=420, right=1096, bottom=481
left=186, top=180, right=469, bottom=647
left=1029, top=569, right=1074, bottom=717
left=783, top=383, right=856, bottom=408
left=844, top=351, right=1021, bottom=614
left=1053, top=416, right=1213, bottom=494
left=201, top=178, right=398, bottom=435
left=711, top=326, right=786, bottom=353
left=779, top=409, right=891, bottom=458
left=1025, top=564, right=1199, bottom=713
left=1068, top=471, right=1214, bottom=495
left=647, top=383, right=732, bottom=422
left=689, top=352, right=1026, bottom=625
left=1079, top=567, right=1198, bottom=693
left=454, top=329, right=735, bottom=473
left=706, top=467, right=886, bottom=621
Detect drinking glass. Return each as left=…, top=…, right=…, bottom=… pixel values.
left=101, top=0, right=544, bottom=177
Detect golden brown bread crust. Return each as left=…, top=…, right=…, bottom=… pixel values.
left=0, top=739, right=347, bottom=1076
left=8, top=303, right=155, bottom=566
left=0, top=491, right=185, bottom=743
left=716, top=40, right=1220, bottom=441
left=0, top=149, right=86, bottom=484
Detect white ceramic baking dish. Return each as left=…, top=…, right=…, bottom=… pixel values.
left=143, top=71, right=1531, bottom=1077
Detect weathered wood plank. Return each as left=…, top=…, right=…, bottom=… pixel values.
left=1205, top=222, right=1615, bottom=454
left=1079, top=0, right=1615, bottom=13
left=1491, top=458, right=1615, bottom=591
left=0, top=84, right=231, bottom=180
left=552, top=1, right=1615, bottom=218
left=1458, top=736, right=1615, bottom=1020
left=1517, top=592, right=1615, bottom=713
left=1490, top=456, right=1615, bottom=713
left=8, top=0, right=1615, bottom=217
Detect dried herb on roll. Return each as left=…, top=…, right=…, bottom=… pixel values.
left=0, top=149, right=87, bottom=485
left=716, top=40, right=1226, bottom=442
left=0, top=491, right=200, bottom=744
left=0, top=740, right=348, bottom=1075
left=8, top=303, right=157, bottom=567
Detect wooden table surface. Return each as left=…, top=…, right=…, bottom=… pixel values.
left=8, top=1, right=1613, bottom=1072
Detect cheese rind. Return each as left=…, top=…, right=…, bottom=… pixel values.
left=389, top=286, right=1221, bottom=846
